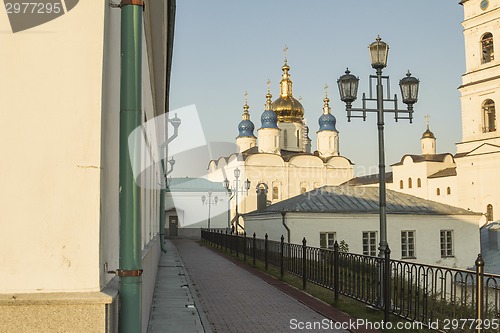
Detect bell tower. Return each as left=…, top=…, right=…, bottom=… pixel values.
left=456, top=0, right=500, bottom=218
left=457, top=0, right=500, bottom=152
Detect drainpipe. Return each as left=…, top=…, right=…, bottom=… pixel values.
left=118, top=1, right=144, bottom=332
left=159, top=162, right=167, bottom=253
left=281, top=211, right=290, bottom=243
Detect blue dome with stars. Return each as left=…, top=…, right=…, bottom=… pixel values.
left=238, top=119, right=255, bottom=137
left=318, top=97, right=337, bottom=132
left=261, top=109, right=278, bottom=129
left=318, top=113, right=337, bottom=131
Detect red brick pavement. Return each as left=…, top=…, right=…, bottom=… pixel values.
left=174, top=239, right=380, bottom=333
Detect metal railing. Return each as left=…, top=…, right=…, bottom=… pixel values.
left=201, top=229, right=500, bottom=332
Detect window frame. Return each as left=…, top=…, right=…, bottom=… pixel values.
left=440, top=230, right=454, bottom=257
left=482, top=99, right=496, bottom=133
left=320, top=232, right=336, bottom=250
left=362, top=231, right=377, bottom=256
left=401, top=230, right=416, bottom=259
left=481, top=32, right=494, bottom=64
left=487, top=204, right=494, bottom=222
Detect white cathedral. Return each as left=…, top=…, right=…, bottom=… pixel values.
left=208, top=0, right=500, bottom=228
left=208, top=57, right=354, bottom=218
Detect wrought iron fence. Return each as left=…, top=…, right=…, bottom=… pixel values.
left=201, top=229, right=500, bottom=332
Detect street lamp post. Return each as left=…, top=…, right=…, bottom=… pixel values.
left=222, top=180, right=235, bottom=231
left=223, top=167, right=250, bottom=234
left=201, top=190, right=218, bottom=229
left=337, top=36, right=419, bottom=307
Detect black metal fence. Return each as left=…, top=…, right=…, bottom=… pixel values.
left=201, top=229, right=500, bottom=332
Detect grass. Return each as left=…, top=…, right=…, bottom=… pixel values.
left=202, top=240, right=436, bottom=333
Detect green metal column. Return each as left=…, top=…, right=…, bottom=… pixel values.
left=159, top=160, right=167, bottom=253
left=119, top=2, right=143, bottom=332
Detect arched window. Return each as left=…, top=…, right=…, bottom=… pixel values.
left=487, top=204, right=494, bottom=222
left=436, top=188, right=441, bottom=196
left=296, top=130, right=300, bottom=147
left=400, top=180, right=404, bottom=189
left=481, top=32, right=494, bottom=64
left=447, top=187, right=451, bottom=195
left=408, top=178, right=412, bottom=189
left=272, top=186, right=279, bottom=200
left=482, top=99, right=496, bottom=133
left=283, top=130, right=288, bottom=147
left=417, top=178, right=422, bottom=188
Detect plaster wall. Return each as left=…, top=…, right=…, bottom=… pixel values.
left=278, top=122, right=304, bottom=151
left=0, top=1, right=106, bottom=293
left=236, top=136, right=257, bottom=152
left=456, top=151, right=500, bottom=215
left=317, top=130, right=339, bottom=157
left=257, top=128, right=280, bottom=154
left=427, top=176, right=458, bottom=207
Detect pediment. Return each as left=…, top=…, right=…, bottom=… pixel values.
left=463, top=143, right=500, bottom=157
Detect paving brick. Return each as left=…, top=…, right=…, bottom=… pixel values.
left=174, top=239, right=350, bottom=333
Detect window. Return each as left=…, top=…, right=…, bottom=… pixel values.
left=436, top=188, right=441, bottom=196
left=487, top=204, right=494, bottom=222
left=447, top=187, right=451, bottom=195
left=481, top=32, right=494, bottom=64
left=400, top=180, right=404, bottom=189
left=272, top=186, right=279, bottom=200
left=401, top=231, right=416, bottom=259
left=482, top=99, right=496, bottom=133
left=283, top=130, right=288, bottom=147
left=417, top=178, right=422, bottom=188
left=362, top=231, right=377, bottom=256
left=296, top=130, right=300, bottom=147
left=320, top=232, right=336, bottom=250
left=440, top=230, right=454, bottom=257
left=408, top=178, right=412, bottom=189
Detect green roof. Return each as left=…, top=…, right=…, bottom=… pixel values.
left=247, top=185, right=480, bottom=216
left=166, top=177, right=227, bottom=193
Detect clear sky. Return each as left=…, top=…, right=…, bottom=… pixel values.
left=169, top=1, right=465, bottom=177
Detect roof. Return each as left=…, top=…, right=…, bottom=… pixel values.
left=210, top=147, right=354, bottom=165
left=342, top=172, right=393, bottom=186
left=166, top=177, right=227, bottom=193
left=428, top=167, right=457, bottom=179
left=246, top=185, right=480, bottom=216
left=391, top=153, right=454, bottom=166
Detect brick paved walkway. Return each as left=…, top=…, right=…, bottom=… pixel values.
left=174, top=239, right=349, bottom=333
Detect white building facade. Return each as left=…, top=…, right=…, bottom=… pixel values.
left=244, top=186, right=482, bottom=269
left=0, top=2, right=175, bottom=332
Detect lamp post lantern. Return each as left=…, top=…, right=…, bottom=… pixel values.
left=223, top=167, right=250, bottom=234
left=201, top=190, right=218, bottom=229
left=337, top=36, right=419, bottom=308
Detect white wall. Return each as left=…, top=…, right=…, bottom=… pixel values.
left=0, top=1, right=107, bottom=293
left=0, top=0, right=163, bottom=303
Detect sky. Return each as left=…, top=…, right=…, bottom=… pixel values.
left=168, top=1, right=465, bottom=178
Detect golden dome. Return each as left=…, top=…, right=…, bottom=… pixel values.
left=271, top=96, right=304, bottom=122
left=271, top=60, right=304, bottom=122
